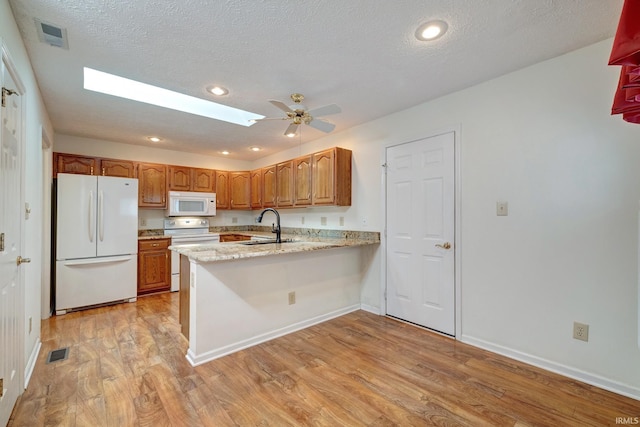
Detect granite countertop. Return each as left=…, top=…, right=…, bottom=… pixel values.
left=138, top=235, right=172, bottom=241
left=170, top=231, right=379, bottom=263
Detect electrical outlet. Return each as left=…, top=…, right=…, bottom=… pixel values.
left=288, top=291, right=296, bottom=305
left=139, top=218, right=147, bottom=227
left=496, top=201, right=508, bottom=216
left=573, top=321, right=589, bottom=342
left=301, top=216, right=305, bottom=225
left=320, top=217, right=327, bottom=226
left=232, top=217, right=238, bottom=224
left=339, top=216, right=344, bottom=226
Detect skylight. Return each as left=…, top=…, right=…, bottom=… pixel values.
left=83, top=67, right=264, bottom=126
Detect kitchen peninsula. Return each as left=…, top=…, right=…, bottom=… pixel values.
left=171, top=228, right=379, bottom=366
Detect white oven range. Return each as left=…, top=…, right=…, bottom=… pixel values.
left=163, top=218, right=220, bottom=291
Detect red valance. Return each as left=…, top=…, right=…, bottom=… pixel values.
left=609, top=0, right=640, bottom=123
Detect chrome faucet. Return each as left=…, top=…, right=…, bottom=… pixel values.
left=256, top=208, right=281, bottom=243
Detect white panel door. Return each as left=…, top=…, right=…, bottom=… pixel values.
left=386, top=132, right=455, bottom=335
left=96, top=176, right=138, bottom=257
left=56, top=173, right=97, bottom=260
left=0, top=56, right=24, bottom=427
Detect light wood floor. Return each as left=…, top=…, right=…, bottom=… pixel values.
left=8, top=292, right=638, bottom=426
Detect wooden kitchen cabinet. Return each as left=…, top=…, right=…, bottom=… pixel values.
left=54, top=153, right=98, bottom=176
left=215, top=170, right=230, bottom=209
left=192, top=168, right=216, bottom=192
left=168, top=165, right=192, bottom=191
left=276, top=161, right=294, bottom=207
left=293, top=155, right=312, bottom=206
left=312, top=147, right=352, bottom=206
left=100, top=159, right=135, bottom=178
left=137, top=238, right=171, bottom=295
left=250, top=169, right=263, bottom=209
left=137, top=162, right=167, bottom=208
left=230, top=171, right=251, bottom=209
left=54, top=153, right=135, bottom=178
left=262, top=165, right=277, bottom=208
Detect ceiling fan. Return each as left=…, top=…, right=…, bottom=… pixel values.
left=256, top=93, right=341, bottom=137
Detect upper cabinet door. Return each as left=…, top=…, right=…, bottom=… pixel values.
left=262, top=166, right=277, bottom=208
left=192, top=168, right=216, bottom=192
left=100, top=159, right=135, bottom=178
left=250, top=169, right=263, bottom=209
left=215, top=170, right=230, bottom=209
left=312, top=147, right=352, bottom=206
left=168, top=166, right=192, bottom=191
left=230, top=172, right=251, bottom=210
left=54, top=153, right=98, bottom=177
left=137, top=163, right=167, bottom=208
left=293, top=155, right=312, bottom=206
left=276, top=161, right=294, bottom=207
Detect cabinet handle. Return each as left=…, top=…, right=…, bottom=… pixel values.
left=152, top=243, right=159, bottom=247
left=102, top=167, right=105, bottom=176
left=90, top=166, right=94, bottom=175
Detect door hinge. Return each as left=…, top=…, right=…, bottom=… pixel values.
left=2, top=87, right=17, bottom=107
left=0, top=378, right=3, bottom=397
left=0, top=232, right=4, bottom=252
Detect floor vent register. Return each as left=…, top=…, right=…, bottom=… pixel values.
left=46, top=347, right=69, bottom=364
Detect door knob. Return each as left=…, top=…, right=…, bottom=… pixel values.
left=435, top=242, right=451, bottom=250
left=16, top=256, right=31, bottom=265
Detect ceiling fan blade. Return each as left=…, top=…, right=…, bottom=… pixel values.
left=307, top=104, right=341, bottom=117
left=269, top=100, right=293, bottom=113
left=252, top=117, right=289, bottom=121
left=284, top=122, right=299, bottom=137
left=308, top=119, right=335, bottom=133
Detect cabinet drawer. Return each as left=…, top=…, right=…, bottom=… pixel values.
left=139, top=239, right=170, bottom=251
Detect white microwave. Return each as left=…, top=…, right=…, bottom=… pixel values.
left=167, top=191, right=216, bottom=217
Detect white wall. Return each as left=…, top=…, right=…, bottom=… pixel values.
left=53, top=38, right=640, bottom=398
left=1, top=0, right=54, bottom=384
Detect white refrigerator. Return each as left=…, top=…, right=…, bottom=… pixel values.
left=55, top=173, right=138, bottom=314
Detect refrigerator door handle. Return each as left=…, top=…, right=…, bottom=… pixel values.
left=61, top=256, right=133, bottom=266
left=89, top=190, right=95, bottom=242
left=98, top=190, right=104, bottom=242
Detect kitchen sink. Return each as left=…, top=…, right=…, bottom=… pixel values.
left=240, top=238, right=295, bottom=245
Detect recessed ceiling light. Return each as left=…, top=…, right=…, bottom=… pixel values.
left=83, top=67, right=264, bottom=126
left=221, top=150, right=230, bottom=155
left=147, top=136, right=162, bottom=142
left=249, top=146, right=261, bottom=152
left=415, top=20, right=448, bottom=41
left=286, top=131, right=297, bottom=138
left=207, top=85, right=229, bottom=96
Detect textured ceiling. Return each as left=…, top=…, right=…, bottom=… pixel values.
left=9, top=0, right=622, bottom=160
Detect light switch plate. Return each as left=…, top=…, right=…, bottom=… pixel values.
left=497, top=201, right=508, bottom=216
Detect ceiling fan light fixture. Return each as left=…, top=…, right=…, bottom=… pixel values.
left=286, top=132, right=297, bottom=138
left=415, top=20, right=448, bottom=41
left=207, top=85, right=229, bottom=96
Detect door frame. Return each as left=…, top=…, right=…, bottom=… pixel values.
left=380, top=125, right=463, bottom=338
left=1, top=38, right=27, bottom=419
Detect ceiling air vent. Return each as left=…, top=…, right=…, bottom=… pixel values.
left=34, top=18, right=69, bottom=49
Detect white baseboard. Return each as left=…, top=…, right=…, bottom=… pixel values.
left=24, top=339, right=41, bottom=388
left=460, top=334, right=640, bottom=401
left=360, top=303, right=381, bottom=315
left=186, top=304, right=361, bottom=366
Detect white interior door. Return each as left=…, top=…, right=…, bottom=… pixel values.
left=385, top=132, right=455, bottom=335
left=0, top=52, right=25, bottom=427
